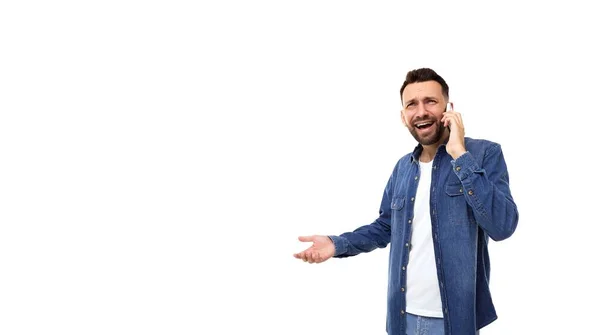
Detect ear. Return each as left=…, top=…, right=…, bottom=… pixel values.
left=400, top=109, right=408, bottom=127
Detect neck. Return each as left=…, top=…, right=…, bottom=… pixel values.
left=419, top=129, right=450, bottom=162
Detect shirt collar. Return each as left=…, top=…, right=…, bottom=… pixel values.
left=409, top=140, right=449, bottom=163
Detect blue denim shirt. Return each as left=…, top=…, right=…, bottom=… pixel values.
left=329, top=138, right=519, bottom=335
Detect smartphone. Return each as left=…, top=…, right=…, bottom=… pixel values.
left=445, top=102, right=454, bottom=132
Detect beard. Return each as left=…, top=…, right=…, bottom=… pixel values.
left=408, top=119, right=446, bottom=145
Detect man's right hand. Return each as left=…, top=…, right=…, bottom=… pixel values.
left=293, top=235, right=335, bottom=264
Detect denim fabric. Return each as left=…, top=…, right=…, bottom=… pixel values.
left=405, top=313, right=444, bottom=335
left=405, top=313, right=480, bottom=335
left=329, top=138, right=518, bottom=335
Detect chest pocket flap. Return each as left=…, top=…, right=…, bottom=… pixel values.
left=445, top=183, right=464, bottom=197
left=391, top=197, right=405, bottom=210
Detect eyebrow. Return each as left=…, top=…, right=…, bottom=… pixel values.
left=404, top=96, right=439, bottom=107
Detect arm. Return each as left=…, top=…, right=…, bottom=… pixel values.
left=451, top=144, right=519, bottom=241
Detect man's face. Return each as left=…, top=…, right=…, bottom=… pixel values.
left=401, top=81, right=448, bottom=146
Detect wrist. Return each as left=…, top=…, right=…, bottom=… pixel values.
left=449, top=149, right=467, bottom=160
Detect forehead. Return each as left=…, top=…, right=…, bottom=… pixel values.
left=402, top=80, right=444, bottom=102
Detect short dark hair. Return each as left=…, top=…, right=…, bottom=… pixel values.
left=399, top=68, right=449, bottom=103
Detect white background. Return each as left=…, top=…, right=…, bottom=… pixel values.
left=1, top=1, right=599, bottom=334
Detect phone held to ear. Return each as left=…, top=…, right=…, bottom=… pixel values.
left=445, top=102, right=454, bottom=132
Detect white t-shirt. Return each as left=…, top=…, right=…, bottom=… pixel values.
left=405, top=159, right=443, bottom=318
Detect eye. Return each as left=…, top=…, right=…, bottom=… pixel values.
left=427, top=100, right=437, bottom=104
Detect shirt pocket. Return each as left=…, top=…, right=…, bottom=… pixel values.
left=391, top=196, right=406, bottom=211
left=445, top=183, right=468, bottom=225
left=390, top=196, right=406, bottom=233
left=445, top=183, right=464, bottom=196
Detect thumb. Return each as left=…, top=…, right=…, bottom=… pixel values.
left=298, top=235, right=315, bottom=243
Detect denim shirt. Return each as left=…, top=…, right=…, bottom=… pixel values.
left=329, top=138, right=519, bottom=335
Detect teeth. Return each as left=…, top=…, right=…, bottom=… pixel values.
left=416, top=122, right=432, bottom=128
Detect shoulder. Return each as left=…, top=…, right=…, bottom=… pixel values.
left=465, top=137, right=500, bottom=147
left=388, top=152, right=413, bottom=180
left=464, top=137, right=502, bottom=157
left=394, top=152, right=413, bottom=169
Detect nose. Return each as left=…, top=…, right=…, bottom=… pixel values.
left=415, top=101, right=427, bottom=117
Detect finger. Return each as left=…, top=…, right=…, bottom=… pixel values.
left=293, top=251, right=306, bottom=259
left=443, top=113, right=459, bottom=128
left=446, top=110, right=462, bottom=119
left=310, top=251, right=321, bottom=264
left=310, top=251, right=319, bottom=264
left=446, top=114, right=454, bottom=125
left=306, top=252, right=315, bottom=263
left=456, top=112, right=464, bottom=126
left=313, top=251, right=322, bottom=263
left=302, top=252, right=309, bottom=262
left=298, top=246, right=315, bottom=260
left=443, top=115, right=450, bottom=127
left=446, top=112, right=463, bottom=129
left=298, top=236, right=315, bottom=243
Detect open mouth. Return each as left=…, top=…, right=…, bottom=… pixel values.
left=414, top=121, right=434, bottom=130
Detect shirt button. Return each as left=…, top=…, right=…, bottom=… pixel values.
left=444, top=308, right=448, bottom=314
left=414, top=176, right=418, bottom=180
left=459, top=188, right=463, bottom=193
left=401, top=287, right=405, bottom=292
left=401, top=310, right=405, bottom=314
left=468, top=190, right=474, bottom=195
left=455, top=166, right=461, bottom=171
left=433, top=165, right=437, bottom=169
left=402, top=266, right=406, bottom=270
left=411, top=197, right=415, bottom=202
left=408, top=219, right=412, bottom=224
left=405, top=243, right=409, bottom=247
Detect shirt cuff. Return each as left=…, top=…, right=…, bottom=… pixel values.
left=328, top=235, right=347, bottom=257
left=450, top=151, right=480, bottom=181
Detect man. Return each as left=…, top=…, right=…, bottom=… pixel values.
left=293, top=68, right=519, bottom=335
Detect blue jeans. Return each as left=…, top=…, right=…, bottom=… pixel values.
left=405, top=313, right=445, bottom=335
left=405, top=313, right=479, bottom=335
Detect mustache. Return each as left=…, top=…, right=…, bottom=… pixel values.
left=412, top=115, right=438, bottom=123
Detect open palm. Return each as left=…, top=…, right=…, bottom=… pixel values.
left=293, top=235, right=335, bottom=264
